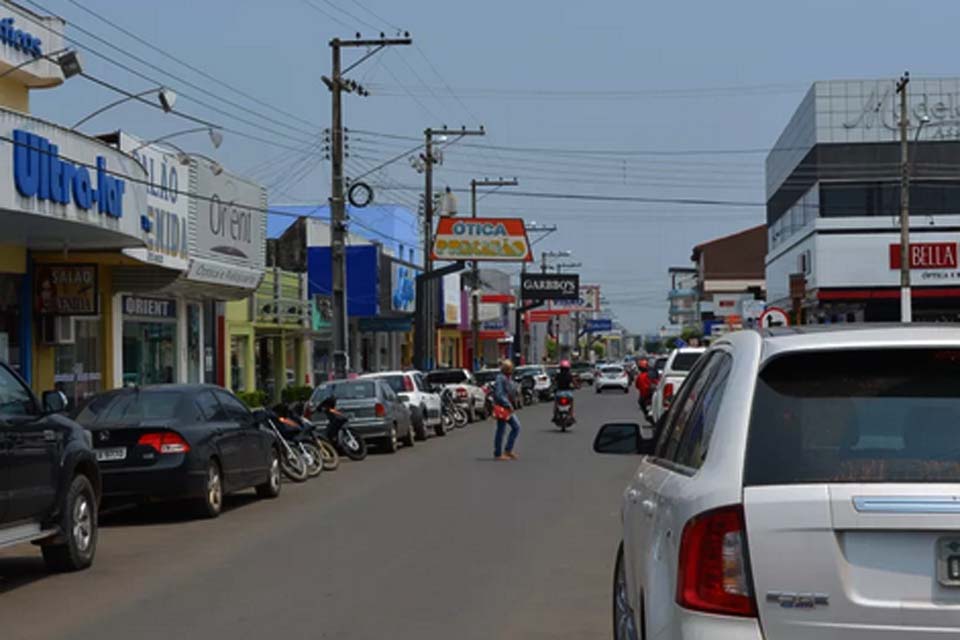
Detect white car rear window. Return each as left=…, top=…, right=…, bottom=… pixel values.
left=746, top=349, right=960, bottom=485
left=601, top=367, right=623, bottom=375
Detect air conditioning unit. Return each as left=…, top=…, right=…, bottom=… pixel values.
left=40, top=316, right=75, bottom=345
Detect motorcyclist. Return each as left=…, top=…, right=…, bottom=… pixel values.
left=553, top=360, right=576, bottom=424
left=635, top=358, right=653, bottom=418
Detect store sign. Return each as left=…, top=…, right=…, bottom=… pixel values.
left=14, top=130, right=127, bottom=218
left=889, top=242, right=958, bottom=270
left=0, top=16, right=42, bottom=57
left=35, top=264, right=97, bottom=315
left=120, top=133, right=189, bottom=270
left=586, top=318, right=613, bottom=332
left=431, top=217, right=532, bottom=262
left=391, top=262, right=417, bottom=312
left=520, top=273, right=579, bottom=301
left=122, top=295, right=176, bottom=319
left=548, top=284, right=600, bottom=313
left=714, top=293, right=743, bottom=317
left=358, top=317, right=413, bottom=332
left=185, top=260, right=262, bottom=289
left=193, top=161, right=266, bottom=267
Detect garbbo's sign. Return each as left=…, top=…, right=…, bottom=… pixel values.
left=432, top=217, right=532, bottom=262
left=520, top=273, right=580, bottom=301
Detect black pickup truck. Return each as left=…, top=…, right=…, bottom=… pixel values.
left=0, top=363, right=100, bottom=571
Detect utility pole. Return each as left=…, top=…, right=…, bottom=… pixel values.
left=415, top=126, right=485, bottom=371
left=897, top=72, right=912, bottom=323
left=324, top=34, right=411, bottom=379
left=469, top=178, right=517, bottom=371
left=514, top=223, right=556, bottom=365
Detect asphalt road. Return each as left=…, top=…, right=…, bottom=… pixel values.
left=0, top=387, right=642, bottom=640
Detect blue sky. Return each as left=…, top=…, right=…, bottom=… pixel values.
left=24, top=0, right=960, bottom=331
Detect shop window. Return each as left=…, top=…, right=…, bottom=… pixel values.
left=0, top=275, right=22, bottom=372
left=122, top=320, right=176, bottom=386
left=54, top=317, right=102, bottom=408
left=230, top=335, right=248, bottom=392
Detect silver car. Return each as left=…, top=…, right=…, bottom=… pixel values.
left=596, top=325, right=960, bottom=639
left=309, top=379, right=415, bottom=453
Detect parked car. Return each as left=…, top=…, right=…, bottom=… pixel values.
left=307, top=379, right=414, bottom=452
left=514, top=365, right=553, bottom=400
left=595, top=364, right=630, bottom=393
left=571, top=361, right=595, bottom=384
left=74, top=384, right=282, bottom=518
left=361, top=371, right=444, bottom=439
left=424, top=369, right=487, bottom=421
left=649, top=346, right=705, bottom=423
left=595, top=325, right=960, bottom=640
left=0, top=364, right=101, bottom=571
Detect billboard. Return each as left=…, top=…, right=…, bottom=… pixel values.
left=442, top=272, right=461, bottom=325
left=431, top=217, right=532, bottom=262
left=35, top=264, right=98, bottom=316
left=520, top=273, right=580, bottom=301
left=390, top=262, right=417, bottom=312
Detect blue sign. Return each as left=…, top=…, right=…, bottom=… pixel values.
left=391, top=262, right=416, bottom=312
left=307, top=245, right=379, bottom=317
left=0, top=17, right=42, bottom=57
left=13, top=130, right=126, bottom=218
left=586, top=318, right=613, bottom=332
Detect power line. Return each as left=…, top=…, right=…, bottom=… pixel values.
left=65, top=0, right=319, bottom=130
left=299, top=0, right=353, bottom=30
left=347, top=0, right=403, bottom=31
left=24, top=0, right=318, bottom=142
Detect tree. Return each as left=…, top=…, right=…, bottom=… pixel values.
left=545, top=337, right=558, bottom=361
left=592, top=342, right=605, bottom=358
left=644, top=337, right=663, bottom=353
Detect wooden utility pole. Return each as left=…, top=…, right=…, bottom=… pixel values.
left=469, top=177, right=517, bottom=371
left=324, top=34, right=411, bottom=378
left=897, top=71, right=912, bottom=323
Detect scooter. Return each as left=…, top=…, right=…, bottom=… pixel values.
left=552, top=391, right=575, bottom=431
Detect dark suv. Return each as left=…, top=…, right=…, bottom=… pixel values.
left=0, top=363, right=101, bottom=571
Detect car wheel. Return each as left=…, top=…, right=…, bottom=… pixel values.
left=42, top=474, right=97, bottom=572
left=596, top=387, right=601, bottom=394
left=402, top=421, right=416, bottom=447
left=434, top=413, right=448, bottom=437
left=468, top=405, right=477, bottom=423
left=613, top=542, right=640, bottom=640
left=256, top=447, right=282, bottom=498
left=623, top=387, right=629, bottom=394
left=415, top=407, right=429, bottom=441
left=195, top=459, right=224, bottom=519
left=383, top=424, right=399, bottom=453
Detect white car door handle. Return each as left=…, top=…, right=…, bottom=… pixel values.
left=641, top=500, right=656, bottom=517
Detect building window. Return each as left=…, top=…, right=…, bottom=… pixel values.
left=230, top=335, right=248, bottom=392
left=820, top=180, right=960, bottom=217
left=187, top=303, right=202, bottom=384
left=55, top=317, right=102, bottom=407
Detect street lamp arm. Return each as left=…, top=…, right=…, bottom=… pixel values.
left=72, top=87, right=158, bottom=130
left=0, top=47, right=71, bottom=80
left=130, top=127, right=223, bottom=154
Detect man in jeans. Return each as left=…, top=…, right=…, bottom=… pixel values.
left=493, top=359, right=521, bottom=460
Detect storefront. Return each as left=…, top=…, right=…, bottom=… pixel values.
left=436, top=272, right=463, bottom=368
left=766, top=78, right=960, bottom=322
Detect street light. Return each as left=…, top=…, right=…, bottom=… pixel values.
left=540, top=250, right=572, bottom=274
left=145, top=141, right=223, bottom=175
left=554, top=261, right=582, bottom=273
left=72, top=86, right=177, bottom=130
left=0, top=48, right=81, bottom=80
left=130, top=127, right=224, bottom=154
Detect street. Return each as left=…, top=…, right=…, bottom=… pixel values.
left=0, top=390, right=640, bottom=640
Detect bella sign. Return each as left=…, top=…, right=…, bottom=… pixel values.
left=889, top=242, right=958, bottom=270
left=432, top=217, right=532, bottom=262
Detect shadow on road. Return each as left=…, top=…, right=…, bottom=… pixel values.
left=0, top=556, right=50, bottom=595
left=100, top=493, right=261, bottom=527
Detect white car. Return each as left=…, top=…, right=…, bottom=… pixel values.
left=361, top=371, right=445, bottom=438
left=649, top=347, right=705, bottom=423
left=514, top=365, right=553, bottom=400
left=425, top=369, right=488, bottom=422
left=595, top=325, right=960, bottom=640
left=596, top=365, right=630, bottom=394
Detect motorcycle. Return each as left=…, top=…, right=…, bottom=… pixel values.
left=482, top=382, right=495, bottom=418
left=519, top=376, right=535, bottom=406
left=440, top=387, right=469, bottom=428
left=281, top=404, right=340, bottom=471
left=256, top=408, right=323, bottom=482
left=552, top=391, right=575, bottom=431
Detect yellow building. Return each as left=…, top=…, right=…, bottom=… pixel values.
left=226, top=268, right=311, bottom=402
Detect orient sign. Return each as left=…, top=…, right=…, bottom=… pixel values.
left=431, top=217, right=532, bottom=262
left=520, top=273, right=580, bottom=301
left=889, top=243, right=958, bottom=270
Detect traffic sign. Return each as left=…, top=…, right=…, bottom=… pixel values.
left=759, top=306, right=790, bottom=328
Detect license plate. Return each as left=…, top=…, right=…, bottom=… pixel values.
left=937, top=537, right=960, bottom=587
left=96, top=447, right=127, bottom=462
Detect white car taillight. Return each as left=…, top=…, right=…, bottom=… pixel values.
left=676, top=504, right=756, bottom=618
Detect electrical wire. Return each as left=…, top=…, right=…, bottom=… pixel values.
left=65, top=0, right=319, bottom=130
